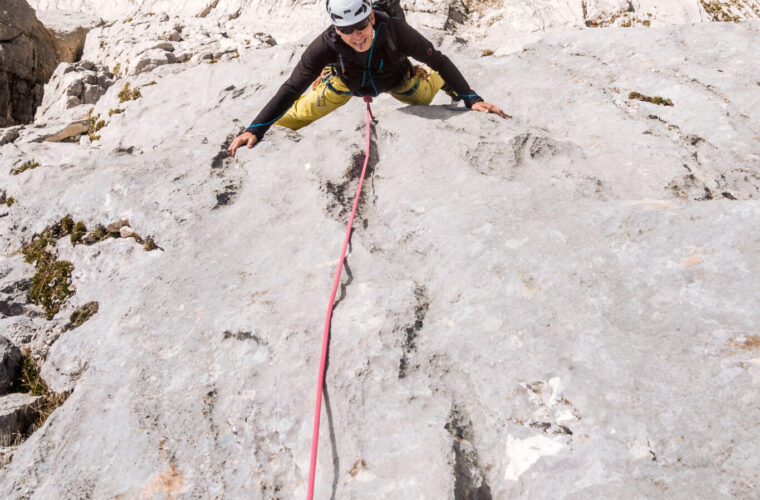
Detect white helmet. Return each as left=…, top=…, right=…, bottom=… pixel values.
left=327, top=0, right=372, bottom=26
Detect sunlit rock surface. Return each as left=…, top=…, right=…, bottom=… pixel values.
left=0, top=0, right=759, bottom=498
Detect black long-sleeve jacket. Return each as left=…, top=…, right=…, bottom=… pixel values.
left=245, top=11, right=483, bottom=140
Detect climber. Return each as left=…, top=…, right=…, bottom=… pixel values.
left=228, top=0, right=506, bottom=157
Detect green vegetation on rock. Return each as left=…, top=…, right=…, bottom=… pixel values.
left=27, top=257, right=74, bottom=320
left=629, top=91, right=674, bottom=106
left=143, top=237, right=159, bottom=251
left=700, top=1, right=741, bottom=22
left=87, top=109, right=106, bottom=141
left=69, top=301, right=99, bottom=328
left=10, top=352, right=48, bottom=396
left=70, top=221, right=87, bottom=245
left=21, top=216, right=86, bottom=319
left=19, top=216, right=160, bottom=319
left=118, top=83, right=142, bottom=103
left=10, top=160, right=40, bottom=176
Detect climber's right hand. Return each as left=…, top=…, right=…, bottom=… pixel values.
left=228, top=131, right=257, bottom=158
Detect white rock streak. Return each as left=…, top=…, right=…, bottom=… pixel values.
left=504, top=434, right=566, bottom=481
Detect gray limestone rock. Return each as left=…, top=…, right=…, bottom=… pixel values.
left=0, top=446, right=15, bottom=467
left=80, top=12, right=277, bottom=76
left=34, top=9, right=103, bottom=64
left=34, top=60, right=115, bottom=122
left=105, top=219, right=129, bottom=233
left=0, top=261, right=31, bottom=321
left=82, top=83, right=103, bottom=104
left=0, top=393, right=41, bottom=442
left=0, top=126, right=22, bottom=146
left=0, top=338, right=22, bottom=394
left=35, top=119, right=89, bottom=142
left=132, top=48, right=178, bottom=75
left=0, top=3, right=759, bottom=499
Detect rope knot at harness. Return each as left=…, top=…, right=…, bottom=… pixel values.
left=363, top=95, right=375, bottom=121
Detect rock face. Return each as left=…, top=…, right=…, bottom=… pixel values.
left=1, top=1, right=759, bottom=498
left=461, top=0, right=760, bottom=54
left=0, top=126, right=22, bottom=146
left=0, top=393, right=41, bottom=441
left=34, top=10, right=102, bottom=64
left=0, top=338, right=22, bottom=394
left=80, top=13, right=277, bottom=77
left=34, top=60, right=115, bottom=122
left=0, top=0, right=58, bottom=126
left=35, top=118, right=89, bottom=142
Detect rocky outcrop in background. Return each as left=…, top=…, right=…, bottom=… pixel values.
left=33, top=9, right=101, bottom=64
left=81, top=13, right=277, bottom=78
left=0, top=0, right=57, bottom=126
left=1, top=0, right=759, bottom=497
left=34, top=60, right=115, bottom=123
left=1, top=1, right=100, bottom=127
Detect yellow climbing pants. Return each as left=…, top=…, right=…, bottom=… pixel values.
left=275, top=65, right=445, bottom=130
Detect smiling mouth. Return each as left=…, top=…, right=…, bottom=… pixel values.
left=353, top=38, right=368, bottom=50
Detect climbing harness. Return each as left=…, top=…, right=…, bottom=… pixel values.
left=314, top=68, right=353, bottom=108
left=307, top=96, right=375, bottom=500
left=395, top=66, right=431, bottom=96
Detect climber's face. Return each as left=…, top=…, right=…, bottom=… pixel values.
left=335, top=12, right=375, bottom=53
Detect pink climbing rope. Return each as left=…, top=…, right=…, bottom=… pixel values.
left=307, top=96, right=374, bottom=500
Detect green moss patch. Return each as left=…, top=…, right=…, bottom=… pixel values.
left=21, top=217, right=78, bottom=319
left=700, top=1, right=741, bottom=22
left=29, top=260, right=74, bottom=320
left=5, top=197, right=14, bottom=207
left=20, top=216, right=160, bottom=320
left=69, top=301, right=99, bottom=328
left=629, top=91, right=674, bottom=106
left=10, top=352, right=48, bottom=396
left=118, top=83, right=142, bottom=103
left=587, top=12, right=654, bottom=28
left=70, top=221, right=87, bottom=245
left=143, top=237, right=159, bottom=251
left=84, top=224, right=112, bottom=244
left=87, top=108, right=106, bottom=141
left=10, top=160, right=40, bottom=176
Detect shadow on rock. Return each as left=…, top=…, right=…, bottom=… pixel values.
left=398, top=104, right=469, bottom=120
